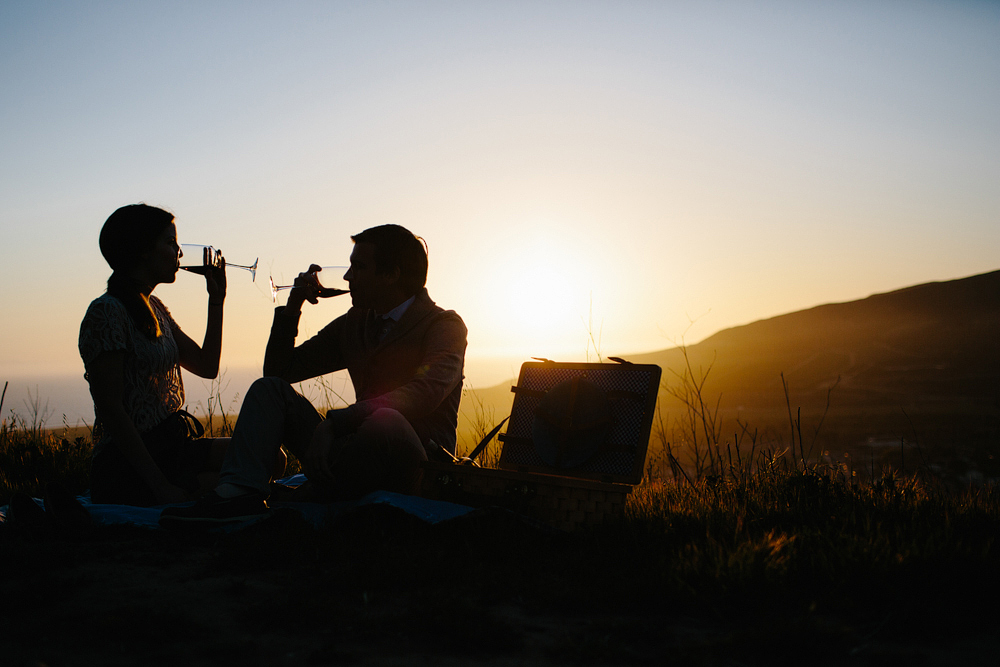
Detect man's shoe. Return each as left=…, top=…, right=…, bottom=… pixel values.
left=158, top=491, right=269, bottom=527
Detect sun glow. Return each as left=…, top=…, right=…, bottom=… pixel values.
left=473, top=233, right=595, bottom=358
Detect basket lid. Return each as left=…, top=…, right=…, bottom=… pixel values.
left=498, top=361, right=661, bottom=484
left=532, top=376, right=612, bottom=468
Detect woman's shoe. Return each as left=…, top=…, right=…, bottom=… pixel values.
left=6, top=492, right=48, bottom=531
left=43, top=482, right=92, bottom=532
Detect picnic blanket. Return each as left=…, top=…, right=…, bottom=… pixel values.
left=0, top=474, right=474, bottom=530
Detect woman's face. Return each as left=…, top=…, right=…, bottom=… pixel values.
left=137, top=222, right=181, bottom=287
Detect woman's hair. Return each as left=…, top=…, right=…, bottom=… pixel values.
left=99, top=204, right=175, bottom=339
left=350, top=224, right=428, bottom=297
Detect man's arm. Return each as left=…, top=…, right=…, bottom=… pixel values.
left=263, top=265, right=351, bottom=383
left=262, top=306, right=347, bottom=383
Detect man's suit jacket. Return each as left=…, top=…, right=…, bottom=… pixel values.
left=263, top=288, right=467, bottom=453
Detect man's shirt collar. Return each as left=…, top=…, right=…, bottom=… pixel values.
left=380, top=294, right=415, bottom=322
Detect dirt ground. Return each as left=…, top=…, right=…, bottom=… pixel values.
left=2, top=506, right=998, bottom=667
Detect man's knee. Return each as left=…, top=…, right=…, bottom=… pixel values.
left=342, top=408, right=425, bottom=495
left=366, top=407, right=414, bottom=433
left=248, top=376, right=293, bottom=397
left=245, top=377, right=315, bottom=418
left=362, top=409, right=425, bottom=456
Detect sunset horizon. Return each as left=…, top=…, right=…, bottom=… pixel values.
left=2, top=5, right=999, bottom=661
left=2, top=1, right=998, bottom=423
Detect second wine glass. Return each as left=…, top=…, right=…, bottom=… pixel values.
left=269, top=265, right=349, bottom=302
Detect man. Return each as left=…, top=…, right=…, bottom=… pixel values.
left=161, top=224, right=467, bottom=523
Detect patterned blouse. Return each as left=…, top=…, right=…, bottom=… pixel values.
left=79, top=293, right=185, bottom=444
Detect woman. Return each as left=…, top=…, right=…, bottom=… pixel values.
left=79, top=204, right=228, bottom=506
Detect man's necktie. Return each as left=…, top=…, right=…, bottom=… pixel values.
left=374, top=316, right=393, bottom=344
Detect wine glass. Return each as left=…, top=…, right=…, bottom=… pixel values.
left=269, top=265, right=349, bottom=302
left=179, top=244, right=258, bottom=282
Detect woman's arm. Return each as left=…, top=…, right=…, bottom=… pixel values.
left=87, top=351, right=188, bottom=504
left=176, top=258, right=226, bottom=379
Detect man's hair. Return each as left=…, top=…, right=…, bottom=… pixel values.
left=351, top=224, right=428, bottom=296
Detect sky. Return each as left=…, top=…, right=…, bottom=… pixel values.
left=1, top=1, right=998, bottom=423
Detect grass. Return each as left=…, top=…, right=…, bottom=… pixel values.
left=148, top=467, right=1000, bottom=660
left=0, top=373, right=309, bottom=502
left=625, top=470, right=999, bottom=616
left=3, top=378, right=999, bottom=663
left=0, top=382, right=92, bottom=500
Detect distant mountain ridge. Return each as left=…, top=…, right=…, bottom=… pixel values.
left=458, top=270, right=1000, bottom=454
left=628, top=269, right=1000, bottom=409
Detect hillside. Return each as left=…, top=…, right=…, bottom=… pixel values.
left=459, top=270, right=1000, bottom=466
left=631, top=269, right=1000, bottom=407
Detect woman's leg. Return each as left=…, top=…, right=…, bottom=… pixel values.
left=182, top=437, right=226, bottom=496
left=90, top=443, right=159, bottom=506
left=208, top=437, right=229, bottom=470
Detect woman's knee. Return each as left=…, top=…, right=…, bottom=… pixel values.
left=207, top=437, right=229, bottom=469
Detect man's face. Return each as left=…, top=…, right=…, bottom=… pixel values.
left=344, top=242, right=393, bottom=310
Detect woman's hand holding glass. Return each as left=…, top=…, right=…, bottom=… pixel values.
left=205, top=255, right=226, bottom=305
left=179, top=244, right=256, bottom=278
left=179, top=244, right=228, bottom=304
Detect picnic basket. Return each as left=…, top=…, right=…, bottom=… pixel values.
left=421, top=360, right=661, bottom=531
